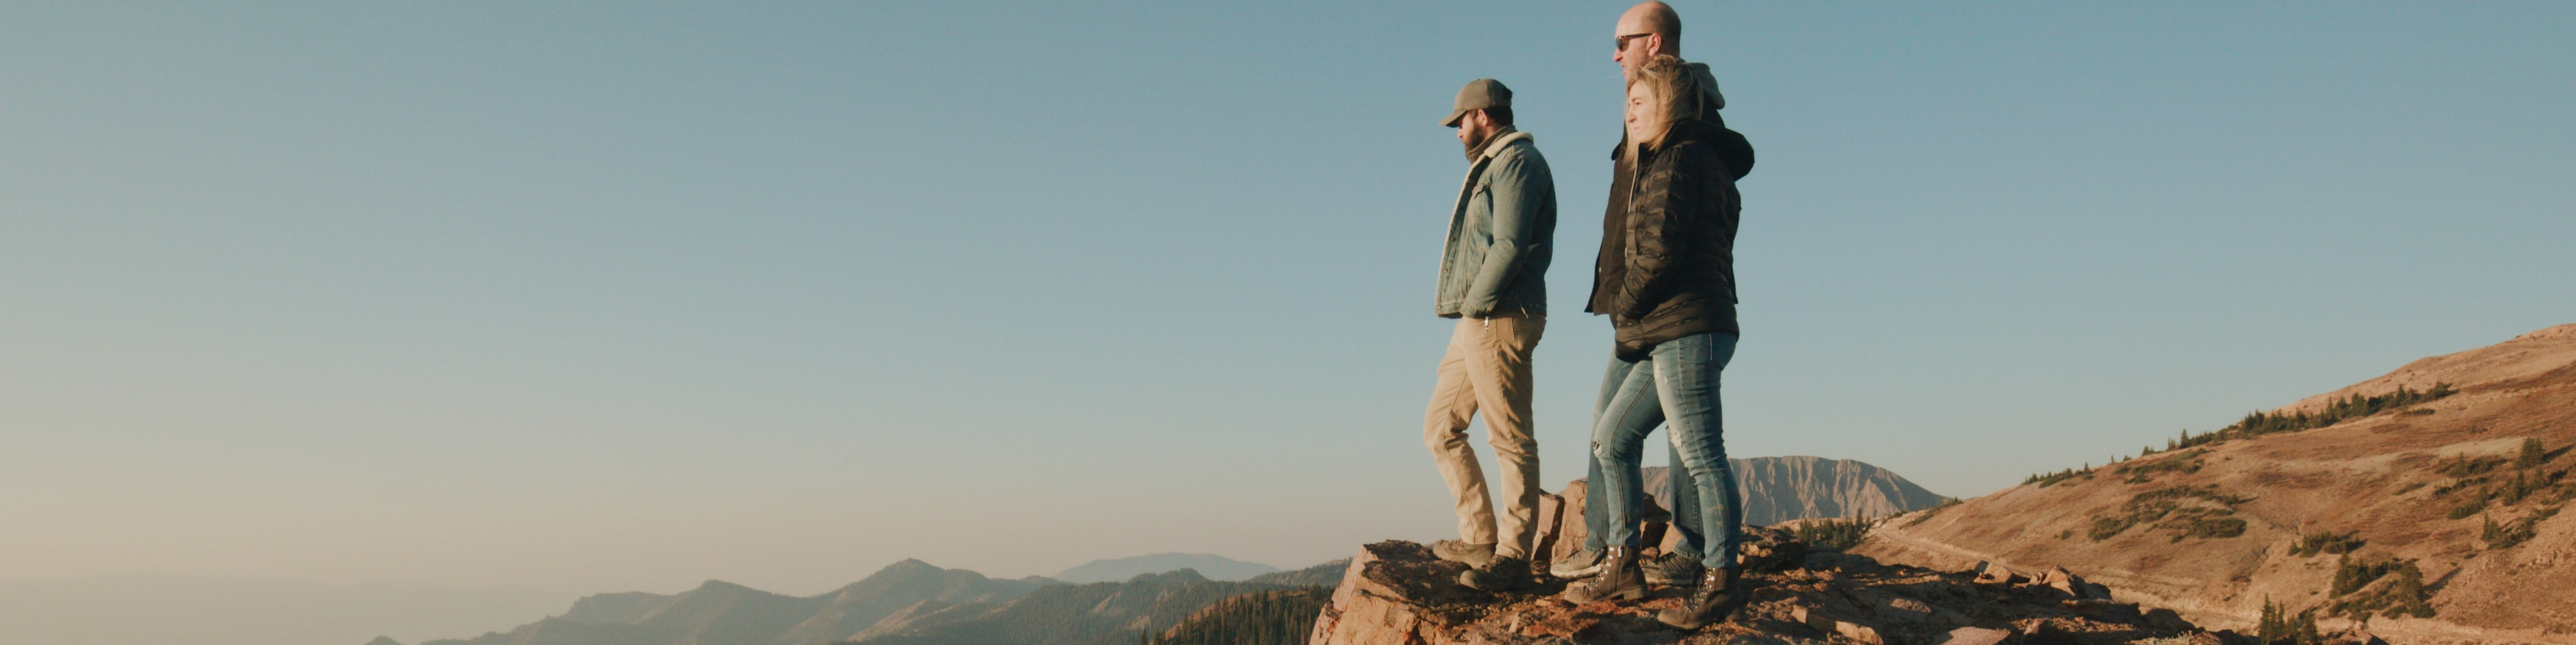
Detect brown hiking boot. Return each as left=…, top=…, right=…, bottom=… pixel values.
left=1561, top=546, right=1645, bottom=603
left=1641, top=550, right=1704, bottom=585
left=1431, top=539, right=1496, bottom=568
left=1657, top=567, right=1747, bottom=629
left=1458, top=556, right=1533, bottom=592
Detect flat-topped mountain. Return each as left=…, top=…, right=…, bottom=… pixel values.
left=1641, top=456, right=1953, bottom=526
left=1860, top=323, right=2576, bottom=644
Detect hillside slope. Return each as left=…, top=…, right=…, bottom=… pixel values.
left=1857, top=324, right=2576, bottom=644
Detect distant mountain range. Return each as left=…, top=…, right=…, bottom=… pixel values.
left=1052, top=553, right=1280, bottom=583
left=333, top=453, right=1953, bottom=645
left=1640, top=455, right=1953, bottom=525
left=402, top=560, right=1050, bottom=645
left=374, top=558, right=1348, bottom=645
left=0, top=575, right=564, bottom=645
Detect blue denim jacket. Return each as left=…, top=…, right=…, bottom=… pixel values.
left=1436, top=132, right=1556, bottom=318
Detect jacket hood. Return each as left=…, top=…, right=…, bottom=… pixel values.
left=1660, top=119, right=1726, bottom=148
left=1684, top=62, right=1726, bottom=113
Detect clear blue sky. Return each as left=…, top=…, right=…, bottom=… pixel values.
left=4, top=2, right=2570, bottom=595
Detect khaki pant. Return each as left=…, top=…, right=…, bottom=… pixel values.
left=1423, top=314, right=1545, bottom=560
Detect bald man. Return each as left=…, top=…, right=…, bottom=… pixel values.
left=1558, top=0, right=1759, bottom=631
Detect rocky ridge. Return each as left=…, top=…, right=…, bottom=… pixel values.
left=1306, top=534, right=2296, bottom=645
left=1305, top=463, right=2319, bottom=644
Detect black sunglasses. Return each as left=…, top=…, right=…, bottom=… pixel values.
left=1615, top=33, right=1653, bottom=50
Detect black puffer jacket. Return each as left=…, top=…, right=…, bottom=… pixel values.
left=1604, top=118, right=1742, bottom=360
left=1585, top=113, right=1750, bottom=319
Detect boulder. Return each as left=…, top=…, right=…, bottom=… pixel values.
left=2058, top=598, right=2142, bottom=623
left=1311, top=541, right=1490, bottom=645
left=1792, top=604, right=1885, bottom=645
left=1971, top=562, right=2025, bottom=585
left=2141, top=607, right=2195, bottom=631
left=1737, top=526, right=1808, bottom=571
left=1548, top=479, right=1589, bottom=565
left=1804, top=550, right=1882, bottom=573
left=1530, top=490, right=1565, bottom=561
left=2018, top=619, right=2082, bottom=645
left=2031, top=566, right=2096, bottom=601
left=1933, top=626, right=2011, bottom=645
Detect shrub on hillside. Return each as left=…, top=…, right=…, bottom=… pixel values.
left=2330, top=556, right=2398, bottom=595
left=2172, top=383, right=2457, bottom=453
left=2183, top=517, right=2248, bottom=540
left=2327, top=558, right=2434, bottom=619
left=2088, top=485, right=2250, bottom=543
left=1796, top=517, right=1872, bottom=551
left=2482, top=507, right=2560, bottom=550
left=2286, top=531, right=2364, bottom=557
left=2445, top=499, right=2487, bottom=519
left=2441, top=456, right=2506, bottom=478
left=2116, top=449, right=2206, bottom=484
left=2257, top=598, right=2324, bottom=645
left=2024, top=465, right=2094, bottom=488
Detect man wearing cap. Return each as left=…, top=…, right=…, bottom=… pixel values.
left=1423, top=77, right=1557, bottom=592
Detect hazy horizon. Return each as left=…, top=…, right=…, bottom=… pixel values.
left=6, top=0, right=2570, bottom=605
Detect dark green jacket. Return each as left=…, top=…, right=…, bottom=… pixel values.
left=1436, top=131, right=1557, bottom=318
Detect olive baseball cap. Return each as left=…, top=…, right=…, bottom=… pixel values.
left=1441, top=79, right=1512, bottom=127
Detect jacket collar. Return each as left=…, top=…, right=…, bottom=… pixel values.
left=1631, top=119, right=1719, bottom=161
left=1474, top=130, right=1534, bottom=164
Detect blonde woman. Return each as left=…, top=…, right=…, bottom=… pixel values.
left=1560, top=53, right=1748, bottom=631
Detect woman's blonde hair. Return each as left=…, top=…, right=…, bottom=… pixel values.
left=1625, top=54, right=1697, bottom=145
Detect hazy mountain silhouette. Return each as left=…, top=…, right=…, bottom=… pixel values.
left=843, top=569, right=1289, bottom=645
left=1050, top=553, right=1280, bottom=583
left=399, top=560, right=1052, bottom=645
left=0, top=574, right=564, bottom=645
left=1242, top=559, right=1349, bottom=587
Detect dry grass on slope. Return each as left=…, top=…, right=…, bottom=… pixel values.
left=1857, top=324, right=2576, bottom=644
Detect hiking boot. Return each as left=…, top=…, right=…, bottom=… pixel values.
left=1641, top=550, right=1704, bottom=586
left=1560, top=546, right=1645, bottom=604
left=1549, top=544, right=1606, bottom=579
left=1431, top=539, right=1496, bottom=568
left=1458, top=556, right=1533, bottom=592
left=1657, top=568, right=1747, bottom=630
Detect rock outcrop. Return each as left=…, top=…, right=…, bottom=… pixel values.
left=1309, top=531, right=2247, bottom=645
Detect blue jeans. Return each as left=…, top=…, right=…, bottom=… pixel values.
left=1580, top=360, right=1702, bottom=558
left=1590, top=331, right=1741, bottom=570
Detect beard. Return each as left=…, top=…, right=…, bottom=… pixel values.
left=1462, top=128, right=1493, bottom=162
